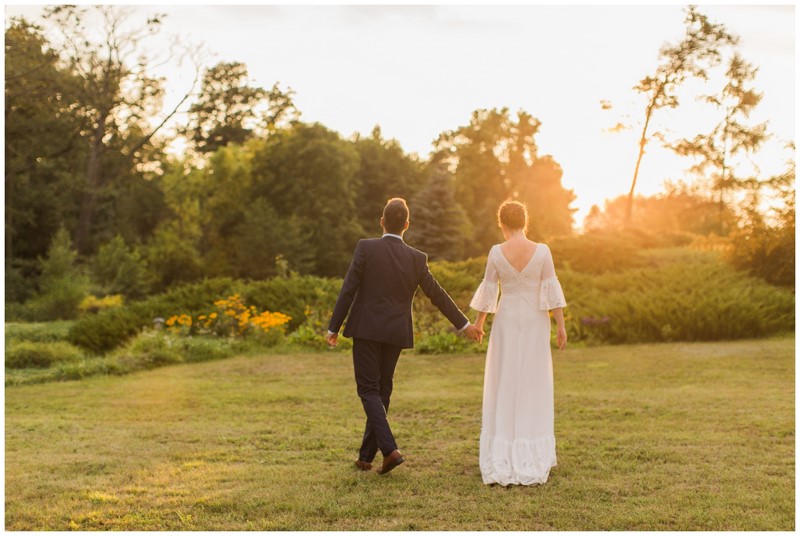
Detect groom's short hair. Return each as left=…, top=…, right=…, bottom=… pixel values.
left=383, top=198, right=409, bottom=234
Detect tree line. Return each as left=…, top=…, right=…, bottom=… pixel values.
left=5, top=7, right=576, bottom=315
left=4, top=6, right=794, bottom=321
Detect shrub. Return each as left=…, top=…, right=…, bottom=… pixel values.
left=68, top=278, right=241, bottom=354
left=245, top=275, right=342, bottom=332
left=5, top=341, right=83, bottom=369
left=79, top=294, right=124, bottom=316
left=5, top=321, right=74, bottom=343
left=29, top=226, right=90, bottom=321
left=415, top=331, right=482, bottom=355
left=561, top=249, right=794, bottom=344
left=113, top=330, right=184, bottom=369
left=285, top=306, right=352, bottom=351
left=92, top=235, right=150, bottom=299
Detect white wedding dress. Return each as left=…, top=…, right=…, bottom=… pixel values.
left=470, top=243, right=567, bottom=486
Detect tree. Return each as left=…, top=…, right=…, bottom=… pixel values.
left=249, top=123, right=364, bottom=276
left=184, top=61, right=297, bottom=153
left=5, top=19, right=85, bottom=264
left=670, top=53, right=769, bottom=233
left=516, top=156, right=577, bottom=241
left=405, top=165, right=470, bottom=261
left=623, top=6, right=736, bottom=224
left=726, top=145, right=794, bottom=287
left=92, top=235, right=149, bottom=299
left=433, top=108, right=575, bottom=256
left=583, top=183, right=737, bottom=237
left=41, top=5, right=201, bottom=254
left=351, top=126, right=427, bottom=235
left=30, top=227, right=89, bottom=320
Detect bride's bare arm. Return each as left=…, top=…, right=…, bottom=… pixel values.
left=475, top=311, right=488, bottom=331
left=551, top=308, right=567, bottom=350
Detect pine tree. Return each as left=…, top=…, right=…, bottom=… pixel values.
left=405, top=167, right=471, bottom=261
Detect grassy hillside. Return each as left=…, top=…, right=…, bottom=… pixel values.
left=5, top=337, right=794, bottom=530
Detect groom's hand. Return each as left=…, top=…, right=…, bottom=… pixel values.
left=463, top=324, right=484, bottom=342
left=325, top=331, right=338, bottom=347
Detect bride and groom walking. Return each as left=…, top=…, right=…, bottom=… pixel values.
left=325, top=197, right=567, bottom=486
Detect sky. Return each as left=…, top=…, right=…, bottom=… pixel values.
left=5, top=3, right=796, bottom=228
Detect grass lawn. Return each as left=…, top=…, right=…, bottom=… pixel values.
left=4, top=337, right=794, bottom=530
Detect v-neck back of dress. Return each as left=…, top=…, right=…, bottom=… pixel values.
left=497, top=243, right=541, bottom=275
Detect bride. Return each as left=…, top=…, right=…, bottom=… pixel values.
left=470, top=200, right=568, bottom=486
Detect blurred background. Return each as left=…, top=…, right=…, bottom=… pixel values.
left=4, top=5, right=794, bottom=370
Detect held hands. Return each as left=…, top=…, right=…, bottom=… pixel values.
left=463, top=324, right=485, bottom=343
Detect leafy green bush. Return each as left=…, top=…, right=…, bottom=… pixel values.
left=92, top=235, right=150, bottom=299
left=5, top=341, right=83, bottom=368
left=110, top=330, right=246, bottom=373
left=285, top=305, right=352, bottom=351
left=5, top=321, right=74, bottom=343
left=64, top=245, right=796, bottom=357
left=6, top=332, right=252, bottom=386
left=415, top=331, right=484, bottom=355
left=27, top=227, right=90, bottom=321
left=68, top=278, right=241, bottom=354
left=245, top=275, right=342, bottom=332
left=561, top=249, right=794, bottom=344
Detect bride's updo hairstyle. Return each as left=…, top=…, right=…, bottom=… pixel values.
left=497, top=200, right=528, bottom=232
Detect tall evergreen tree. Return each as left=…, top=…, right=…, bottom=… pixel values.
left=351, top=126, right=426, bottom=235
left=405, top=166, right=470, bottom=261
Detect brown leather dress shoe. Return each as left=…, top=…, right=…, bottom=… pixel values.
left=354, top=460, right=372, bottom=471
left=377, top=450, right=405, bottom=475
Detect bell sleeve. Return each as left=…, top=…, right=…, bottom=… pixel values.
left=539, top=245, right=567, bottom=311
left=470, top=246, right=500, bottom=313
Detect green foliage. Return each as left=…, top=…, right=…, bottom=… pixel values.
left=5, top=260, right=39, bottom=305
left=5, top=341, right=83, bottom=368
left=351, top=126, right=427, bottom=234
left=432, top=107, right=576, bottom=256
left=5, top=321, right=74, bottom=343
left=27, top=227, right=89, bottom=321
left=5, top=330, right=254, bottom=385
left=245, top=275, right=343, bottom=332
left=78, top=294, right=124, bottom=316
left=92, top=235, right=150, bottom=298
left=5, top=18, right=85, bottom=263
left=414, top=331, right=482, bottom=355
left=143, top=225, right=204, bottom=293
left=185, top=61, right=296, bottom=153
left=563, top=248, right=794, bottom=344
left=285, top=306, right=352, bottom=352
left=725, top=155, right=795, bottom=288
left=250, top=123, right=364, bottom=276
left=68, top=278, right=241, bottom=354
left=405, top=166, right=470, bottom=261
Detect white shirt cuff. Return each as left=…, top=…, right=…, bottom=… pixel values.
left=458, top=321, right=470, bottom=332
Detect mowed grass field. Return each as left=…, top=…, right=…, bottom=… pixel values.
left=5, top=337, right=794, bottom=530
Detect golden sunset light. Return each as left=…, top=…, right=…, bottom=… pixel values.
left=6, top=4, right=794, bottom=226
left=4, top=4, right=794, bottom=531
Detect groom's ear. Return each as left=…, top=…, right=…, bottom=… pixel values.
left=380, top=216, right=386, bottom=231
left=403, top=220, right=410, bottom=231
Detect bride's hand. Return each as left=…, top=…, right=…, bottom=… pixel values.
left=556, top=327, right=567, bottom=350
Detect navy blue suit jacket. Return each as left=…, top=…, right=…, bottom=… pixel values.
left=328, top=236, right=468, bottom=349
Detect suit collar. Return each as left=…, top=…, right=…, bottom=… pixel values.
left=382, top=233, right=404, bottom=242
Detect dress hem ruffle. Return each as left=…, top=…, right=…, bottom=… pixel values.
left=479, top=432, right=557, bottom=486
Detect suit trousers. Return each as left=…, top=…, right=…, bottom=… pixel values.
left=352, top=338, right=403, bottom=461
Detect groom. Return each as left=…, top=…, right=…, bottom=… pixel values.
left=326, top=198, right=482, bottom=475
